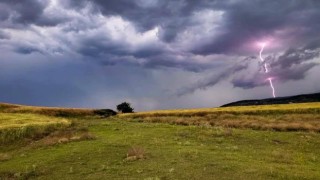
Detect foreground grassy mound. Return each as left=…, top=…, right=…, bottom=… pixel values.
left=0, top=113, right=71, bottom=144
left=0, top=103, right=95, bottom=117
left=0, top=118, right=320, bottom=179
left=119, top=103, right=320, bottom=132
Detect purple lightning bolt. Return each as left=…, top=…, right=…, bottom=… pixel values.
left=259, top=42, right=276, bottom=98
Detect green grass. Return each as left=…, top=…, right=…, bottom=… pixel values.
left=0, top=102, right=320, bottom=179
left=1, top=118, right=320, bottom=179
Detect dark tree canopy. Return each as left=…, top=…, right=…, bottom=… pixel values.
left=117, top=102, right=134, bottom=113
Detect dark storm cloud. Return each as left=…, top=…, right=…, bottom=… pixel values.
left=66, top=0, right=219, bottom=42
left=272, top=41, right=320, bottom=68
left=61, top=0, right=320, bottom=73
left=1, top=0, right=320, bottom=109
left=75, top=32, right=163, bottom=60
left=0, top=5, right=10, bottom=21
left=231, top=45, right=320, bottom=89
left=14, top=46, right=42, bottom=54
left=176, top=70, right=231, bottom=96
left=63, top=0, right=320, bottom=55
left=176, top=57, right=253, bottom=95
left=179, top=42, right=320, bottom=94
left=0, top=0, right=70, bottom=27
left=3, top=0, right=319, bottom=70
left=141, top=52, right=227, bottom=72
left=269, top=45, right=320, bottom=82
left=76, top=37, right=127, bottom=58
left=0, top=0, right=47, bottom=26
left=231, top=63, right=318, bottom=89
left=192, top=0, right=320, bottom=55
left=0, top=30, right=10, bottom=39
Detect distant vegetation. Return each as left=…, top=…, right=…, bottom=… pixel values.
left=117, top=102, right=134, bottom=113
left=221, top=92, right=320, bottom=107
left=93, top=109, right=117, bottom=117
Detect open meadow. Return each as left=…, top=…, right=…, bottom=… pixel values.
left=0, top=103, right=320, bottom=179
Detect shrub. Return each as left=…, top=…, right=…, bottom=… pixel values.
left=117, top=102, right=134, bottom=113
left=94, top=109, right=117, bottom=117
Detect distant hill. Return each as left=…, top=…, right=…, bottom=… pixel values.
left=221, top=92, right=320, bottom=107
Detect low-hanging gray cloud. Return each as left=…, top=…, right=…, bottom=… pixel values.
left=176, top=57, right=253, bottom=96
left=272, top=41, right=320, bottom=68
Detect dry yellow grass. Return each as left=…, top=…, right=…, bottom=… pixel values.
left=126, top=146, right=146, bottom=161
left=0, top=102, right=116, bottom=144
left=0, top=103, right=96, bottom=117
left=0, top=113, right=71, bottom=144
left=0, top=113, right=69, bottom=129
left=119, top=103, right=320, bottom=118
left=118, top=103, right=320, bottom=132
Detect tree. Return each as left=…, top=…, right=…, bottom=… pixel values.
left=117, top=102, right=134, bottom=113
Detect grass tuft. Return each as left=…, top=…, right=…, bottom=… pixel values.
left=126, top=146, right=146, bottom=161
left=0, top=153, right=11, bottom=161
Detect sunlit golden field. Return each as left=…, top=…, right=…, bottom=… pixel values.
left=0, top=113, right=69, bottom=129
left=119, top=102, right=320, bottom=117
left=0, top=103, right=96, bottom=117
left=0, top=113, right=71, bottom=144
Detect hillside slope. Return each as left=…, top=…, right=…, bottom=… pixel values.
left=221, top=92, right=320, bottom=107
left=119, top=102, right=320, bottom=132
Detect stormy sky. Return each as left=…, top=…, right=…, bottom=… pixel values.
left=0, top=0, right=320, bottom=111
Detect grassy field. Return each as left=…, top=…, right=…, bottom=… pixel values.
left=0, top=103, right=320, bottom=179
left=119, top=103, right=320, bottom=117
left=119, top=103, right=320, bottom=132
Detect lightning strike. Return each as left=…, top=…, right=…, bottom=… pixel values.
left=268, top=78, right=276, bottom=98
left=259, top=42, right=276, bottom=98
